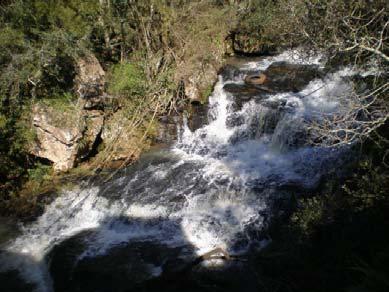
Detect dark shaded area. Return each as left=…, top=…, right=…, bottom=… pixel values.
left=47, top=216, right=260, bottom=292
left=254, top=160, right=389, bottom=292
left=0, top=251, right=38, bottom=292
left=0, top=268, right=37, bottom=292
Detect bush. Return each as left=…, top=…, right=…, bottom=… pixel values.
left=108, top=62, right=147, bottom=98
left=27, top=163, right=52, bottom=183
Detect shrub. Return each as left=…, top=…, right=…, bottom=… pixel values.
left=108, top=62, right=147, bottom=98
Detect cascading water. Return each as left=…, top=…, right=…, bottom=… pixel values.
left=0, top=50, right=362, bottom=292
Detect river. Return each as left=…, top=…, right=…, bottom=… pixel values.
left=0, top=50, right=360, bottom=292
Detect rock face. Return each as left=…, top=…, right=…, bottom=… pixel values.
left=31, top=105, right=82, bottom=171
left=155, top=115, right=182, bottom=145
left=75, top=54, right=106, bottom=109
left=183, top=64, right=218, bottom=104
left=78, top=110, right=105, bottom=161
left=31, top=53, right=107, bottom=171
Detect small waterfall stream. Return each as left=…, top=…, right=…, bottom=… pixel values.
left=0, top=50, right=361, bottom=291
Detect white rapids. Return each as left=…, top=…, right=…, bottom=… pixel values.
left=0, top=49, right=363, bottom=291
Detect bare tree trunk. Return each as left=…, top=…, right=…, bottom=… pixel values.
left=120, top=19, right=126, bottom=63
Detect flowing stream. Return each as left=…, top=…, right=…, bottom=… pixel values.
left=0, top=50, right=362, bottom=291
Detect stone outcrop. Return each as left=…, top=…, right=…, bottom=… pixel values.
left=183, top=64, right=218, bottom=104
left=31, top=53, right=107, bottom=171
left=75, top=54, right=106, bottom=109
left=77, top=110, right=105, bottom=161
left=31, top=105, right=82, bottom=171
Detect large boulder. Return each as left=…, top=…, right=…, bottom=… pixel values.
left=31, top=104, right=82, bottom=171
left=224, top=62, right=322, bottom=110
left=30, top=53, right=109, bottom=171
left=31, top=104, right=105, bottom=171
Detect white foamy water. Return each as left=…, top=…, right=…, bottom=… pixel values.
left=0, top=50, right=362, bottom=291
left=243, top=48, right=325, bottom=71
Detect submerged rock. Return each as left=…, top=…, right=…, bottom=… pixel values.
left=155, top=115, right=182, bottom=145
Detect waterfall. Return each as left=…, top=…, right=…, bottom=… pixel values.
left=0, top=50, right=360, bottom=292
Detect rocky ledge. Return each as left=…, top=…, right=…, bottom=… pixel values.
left=30, top=53, right=107, bottom=171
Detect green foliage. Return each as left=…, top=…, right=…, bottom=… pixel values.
left=27, top=163, right=52, bottom=183
left=235, top=0, right=306, bottom=51
left=291, top=196, right=326, bottom=236
left=0, top=26, right=26, bottom=65
left=1, top=0, right=99, bottom=38
left=108, top=62, right=146, bottom=97
left=342, top=160, right=389, bottom=211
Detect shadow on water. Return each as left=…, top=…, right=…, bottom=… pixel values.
left=1, top=214, right=259, bottom=292
left=0, top=251, right=38, bottom=292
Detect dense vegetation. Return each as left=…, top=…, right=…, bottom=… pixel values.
left=0, top=0, right=388, bottom=291
left=0, top=0, right=236, bottom=214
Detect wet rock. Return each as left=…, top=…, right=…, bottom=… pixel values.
left=244, top=73, right=267, bottom=85
left=193, top=259, right=258, bottom=292
left=224, top=83, right=269, bottom=99
left=0, top=269, right=36, bottom=292
left=0, top=250, right=39, bottom=292
left=155, top=102, right=208, bottom=145
left=219, top=64, right=242, bottom=81
left=140, top=257, right=260, bottom=292
left=226, top=113, right=245, bottom=128
left=271, top=116, right=308, bottom=151
left=261, top=61, right=322, bottom=92
left=155, top=115, right=182, bottom=145
left=224, top=83, right=268, bottom=110
left=187, top=103, right=208, bottom=132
